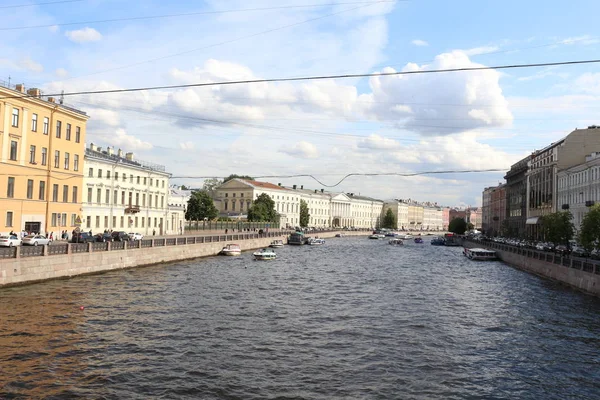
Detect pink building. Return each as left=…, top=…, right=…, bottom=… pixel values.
left=442, top=207, right=450, bottom=230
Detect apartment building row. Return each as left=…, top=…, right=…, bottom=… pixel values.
left=482, top=125, right=600, bottom=238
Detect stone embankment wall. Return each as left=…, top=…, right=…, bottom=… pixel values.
left=463, top=240, right=600, bottom=297
left=0, top=230, right=366, bottom=288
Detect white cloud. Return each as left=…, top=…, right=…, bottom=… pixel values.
left=558, top=35, right=600, bottom=46
left=357, top=134, right=401, bottom=150
left=411, top=39, right=428, bottom=46
left=574, top=73, right=600, bottom=94
left=280, top=141, right=319, bottom=159
left=462, top=46, right=499, bottom=56
left=17, top=57, right=43, bottom=72
left=179, top=141, right=195, bottom=150
left=48, top=25, right=59, bottom=33
left=55, top=68, right=68, bottom=78
left=65, top=27, right=102, bottom=43
left=101, top=128, right=153, bottom=151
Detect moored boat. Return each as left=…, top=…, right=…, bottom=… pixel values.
left=253, top=248, right=277, bottom=260
left=369, top=234, right=385, bottom=239
left=308, top=238, right=325, bottom=245
left=219, top=243, right=241, bottom=256
left=431, top=237, right=445, bottom=246
left=389, top=238, right=404, bottom=245
left=335, top=233, right=344, bottom=238
left=269, top=240, right=284, bottom=248
left=288, top=232, right=304, bottom=245
left=463, top=247, right=497, bottom=261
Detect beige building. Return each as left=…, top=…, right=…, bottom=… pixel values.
left=382, top=200, right=409, bottom=230
left=1, top=82, right=88, bottom=236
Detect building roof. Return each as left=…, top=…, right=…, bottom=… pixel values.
left=347, top=194, right=383, bottom=202
left=241, top=179, right=290, bottom=191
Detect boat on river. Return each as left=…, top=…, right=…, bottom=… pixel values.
left=369, top=234, right=385, bottom=239
left=288, top=232, right=304, bottom=245
left=414, top=237, right=424, bottom=244
left=399, top=234, right=413, bottom=240
left=253, top=248, right=277, bottom=260
left=308, top=238, right=325, bottom=245
left=389, top=238, right=404, bottom=245
left=269, top=240, right=284, bottom=248
left=463, top=247, right=497, bottom=261
left=219, top=244, right=241, bottom=256
left=431, top=237, right=445, bottom=246
left=335, top=233, right=344, bottom=238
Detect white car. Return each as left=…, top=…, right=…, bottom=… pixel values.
left=21, top=235, right=52, bottom=246
left=128, top=232, right=143, bottom=240
left=0, top=235, right=21, bottom=247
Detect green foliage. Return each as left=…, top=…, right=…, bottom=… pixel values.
left=540, top=211, right=574, bottom=247
left=223, top=174, right=254, bottom=183
left=467, top=222, right=474, bottom=231
left=578, top=204, right=600, bottom=252
left=202, top=178, right=222, bottom=192
left=185, top=190, right=219, bottom=221
left=180, top=185, right=189, bottom=190
left=382, top=208, right=397, bottom=229
left=247, top=193, right=278, bottom=222
left=448, top=218, right=467, bottom=234
left=299, top=199, right=310, bottom=227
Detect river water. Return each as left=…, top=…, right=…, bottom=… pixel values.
left=1, top=236, right=600, bottom=399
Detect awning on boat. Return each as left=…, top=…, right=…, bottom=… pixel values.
left=526, top=217, right=540, bottom=225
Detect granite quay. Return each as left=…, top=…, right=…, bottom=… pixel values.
left=0, top=230, right=369, bottom=287
left=463, top=238, right=600, bottom=297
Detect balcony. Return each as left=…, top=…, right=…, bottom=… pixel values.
left=124, top=205, right=140, bottom=214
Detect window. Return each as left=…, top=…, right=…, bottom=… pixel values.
left=121, top=191, right=125, bottom=204
left=12, top=108, right=19, bottom=127
left=122, top=173, right=126, bottom=182
left=142, top=194, right=146, bottom=206
left=41, top=147, right=47, bottom=166
left=31, top=113, right=38, bottom=132
left=74, top=154, right=79, bottom=171
left=150, top=178, right=153, bottom=186
left=89, top=168, right=93, bottom=177
left=149, top=195, right=152, bottom=207
left=52, top=213, right=57, bottom=227
left=54, top=150, right=60, bottom=168
left=87, top=188, right=92, bottom=203
left=7, top=177, right=15, bottom=198
left=6, top=211, right=13, bottom=227
left=10, top=141, right=17, bottom=161
left=52, top=184, right=58, bottom=202
left=162, top=180, right=165, bottom=188
left=144, top=177, right=147, bottom=185
left=66, top=123, right=71, bottom=141
left=128, top=192, right=132, bottom=206
left=130, top=175, right=133, bottom=183
left=72, top=186, right=78, bottom=203
left=137, top=176, right=140, bottom=184
left=63, top=185, right=68, bottom=203
left=86, top=216, right=91, bottom=228
left=56, top=120, right=62, bottom=138
left=115, top=172, right=118, bottom=181
left=96, top=216, right=100, bottom=228
left=29, top=145, right=36, bottom=163
left=43, top=117, right=49, bottom=134
left=112, top=216, right=116, bottom=228
left=27, top=179, right=33, bottom=199
left=64, top=152, right=70, bottom=170
left=75, top=126, right=81, bottom=143
left=114, top=190, right=117, bottom=205
left=106, top=170, right=111, bottom=179
left=136, top=193, right=139, bottom=205
left=142, top=217, right=145, bottom=228
left=104, top=216, right=108, bottom=228
left=71, top=214, right=76, bottom=227
left=98, top=169, right=102, bottom=178
left=39, top=181, right=45, bottom=200
left=105, top=189, right=110, bottom=204
left=61, top=213, right=67, bottom=227
left=120, top=216, right=124, bottom=228
left=97, top=188, right=101, bottom=204
left=161, top=196, right=164, bottom=208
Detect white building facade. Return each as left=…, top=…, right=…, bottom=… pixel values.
left=82, top=144, right=175, bottom=235
left=423, top=206, right=443, bottom=231
left=348, top=194, right=383, bottom=229
left=168, top=186, right=191, bottom=235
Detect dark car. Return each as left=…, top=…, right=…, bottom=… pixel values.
left=95, top=233, right=113, bottom=242
left=111, top=231, right=130, bottom=242
left=71, top=232, right=95, bottom=243
left=554, top=245, right=569, bottom=255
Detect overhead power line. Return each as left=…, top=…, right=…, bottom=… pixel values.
left=3, top=58, right=599, bottom=101
left=1, top=1, right=397, bottom=30
left=0, top=0, right=82, bottom=9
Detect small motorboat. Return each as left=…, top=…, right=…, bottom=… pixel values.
left=335, top=233, right=344, bottom=238
left=414, top=237, right=424, bottom=244
left=389, top=238, right=404, bottom=246
left=400, top=234, right=413, bottom=240
left=463, top=247, right=497, bottom=261
left=308, top=238, right=325, bottom=245
left=369, top=234, right=385, bottom=239
left=253, top=248, right=277, bottom=260
left=269, top=240, right=284, bottom=248
left=431, top=237, right=445, bottom=246
left=219, top=244, right=241, bottom=256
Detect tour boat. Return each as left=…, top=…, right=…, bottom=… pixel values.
left=269, top=240, right=284, bottom=248
left=369, top=234, right=386, bottom=239
left=253, top=248, right=277, bottom=260
left=389, top=238, right=404, bottom=246
left=431, top=237, right=445, bottom=246
left=288, top=232, right=305, bottom=245
left=308, top=238, right=325, bottom=245
left=463, top=247, right=497, bottom=261
left=414, top=237, right=424, bottom=244
left=219, top=244, right=241, bottom=256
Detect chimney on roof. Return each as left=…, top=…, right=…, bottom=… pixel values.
left=97, top=146, right=103, bottom=153
left=27, top=88, right=41, bottom=98
left=48, top=97, right=55, bottom=103
left=293, top=184, right=297, bottom=189
left=106, top=147, right=114, bottom=156
left=314, top=189, right=317, bottom=193
left=278, top=183, right=281, bottom=186
left=118, top=149, right=123, bottom=158
left=15, top=84, right=25, bottom=93
left=301, top=185, right=303, bottom=189
left=89, top=143, right=96, bottom=151
left=321, top=189, right=324, bottom=193
left=125, top=152, right=134, bottom=161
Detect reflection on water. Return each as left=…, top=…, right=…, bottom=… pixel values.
left=1, top=237, right=600, bottom=399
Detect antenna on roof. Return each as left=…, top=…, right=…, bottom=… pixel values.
left=59, top=90, right=64, bottom=105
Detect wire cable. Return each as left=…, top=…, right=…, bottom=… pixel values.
left=0, top=0, right=82, bottom=9
left=3, top=58, right=600, bottom=101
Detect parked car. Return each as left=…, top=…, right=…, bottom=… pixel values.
left=111, top=231, right=130, bottom=242
left=572, top=246, right=590, bottom=258
left=21, top=235, right=51, bottom=246
left=71, top=232, right=95, bottom=243
left=128, top=232, right=143, bottom=240
left=554, top=245, right=569, bottom=255
left=0, top=235, right=21, bottom=247
left=95, top=233, right=113, bottom=242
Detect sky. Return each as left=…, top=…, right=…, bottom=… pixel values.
left=2, top=0, right=600, bottom=208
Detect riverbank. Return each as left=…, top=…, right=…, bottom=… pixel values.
left=0, top=230, right=367, bottom=288
left=462, top=239, right=600, bottom=297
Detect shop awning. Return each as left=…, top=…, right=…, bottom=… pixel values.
left=526, top=217, right=540, bottom=225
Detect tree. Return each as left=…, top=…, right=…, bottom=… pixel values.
left=540, top=211, right=574, bottom=249
left=185, top=191, right=219, bottom=221
left=223, top=174, right=254, bottom=183
left=467, top=222, right=474, bottom=231
left=578, top=204, right=600, bottom=254
left=382, top=209, right=397, bottom=229
left=202, top=178, right=222, bottom=193
left=448, top=218, right=467, bottom=234
left=180, top=185, right=189, bottom=190
left=299, top=199, right=310, bottom=227
left=247, top=193, right=278, bottom=222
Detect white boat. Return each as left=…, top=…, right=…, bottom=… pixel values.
left=369, top=234, right=385, bottom=239
left=389, top=238, right=404, bottom=245
left=253, top=248, right=277, bottom=260
left=219, top=244, right=241, bottom=256
left=400, top=234, right=413, bottom=240
left=463, top=247, right=497, bottom=261
left=335, top=233, right=344, bottom=238
left=269, top=240, right=284, bottom=248
left=308, top=238, right=325, bottom=245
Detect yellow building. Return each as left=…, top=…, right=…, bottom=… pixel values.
left=1, top=82, right=88, bottom=236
